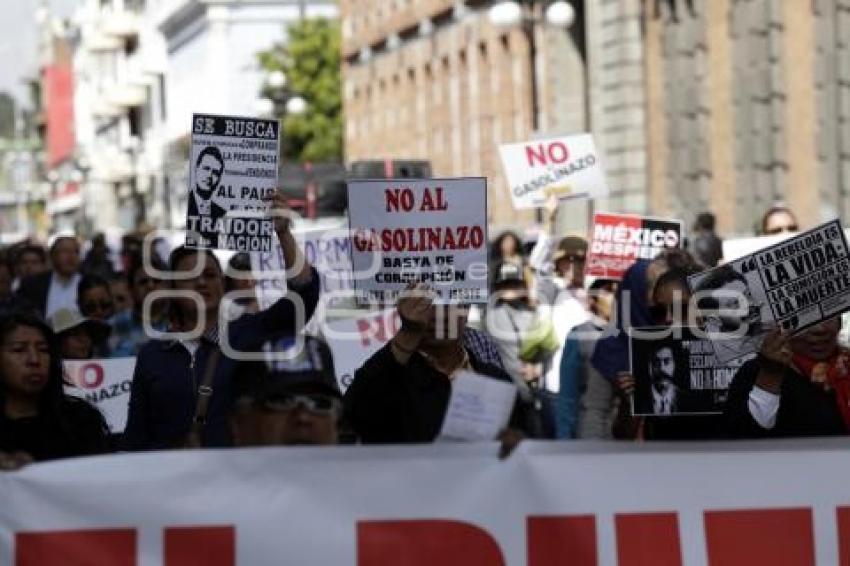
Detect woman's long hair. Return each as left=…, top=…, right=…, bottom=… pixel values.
left=0, top=310, right=78, bottom=442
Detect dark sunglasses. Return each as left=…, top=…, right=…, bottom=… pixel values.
left=261, top=394, right=339, bottom=415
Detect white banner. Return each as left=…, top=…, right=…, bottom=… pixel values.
left=3, top=440, right=850, bottom=565
left=63, top=357, right=136, bottom=433
left=498, top=133, right=609, bottom=209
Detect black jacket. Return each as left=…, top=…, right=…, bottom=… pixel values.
left=725, top=359, right=847, bottom=438
left=122, top=268, right=321, bottom=450
left=15, top=271, right=54, bottom=317
left=344, top=343, right=529, bottom=443
left=0, top=397, right=110, bottom=461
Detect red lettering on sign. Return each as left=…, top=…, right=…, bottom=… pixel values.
left=16, top=529, right=136, bottom=566
left=164, top=526, right=235, bottom=566
left=615, top=513, right=682, bottom=566
left=527, top=515, right=597, bottom=566
left=836, top=507, right=850, bottom=565
left=525, top=142, right=570, bottom=167
left=357, top=520, right=505, bottom=566
left=385, top=188, right=415, bottom=212
left=78, top=362, right=105, bottom=389
left=704, top=508, right=815, bottom=566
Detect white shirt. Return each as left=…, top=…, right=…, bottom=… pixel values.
left=45, top=272, right=82, bottom=319
left=539, top=282, right=590, bottom=393
left=748, top=386, right=781, bottom=429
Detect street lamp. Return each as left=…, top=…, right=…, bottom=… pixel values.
left=266, top=70, right=287, bottom=89
left=488, top=0, right=575, bottom=133
left=488, top=0, right=575, bottom=224
left=285, top=96, right=307, bottom=115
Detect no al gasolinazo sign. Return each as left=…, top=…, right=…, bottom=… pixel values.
left=498, top=133, right=609, bottom=209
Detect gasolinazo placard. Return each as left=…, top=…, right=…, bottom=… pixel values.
left=346, top=178, right=488, bottom=305
left=688, top=219, right=850, bottom=364
left=63, top=358, right=137, bottom=432
left=185, top=113, right=279, bottom=252
left=630, top=327, right=751, bottom=416
left=586, top=212, right=683, bottom=279
left=498, top=133, right=609, bottom=210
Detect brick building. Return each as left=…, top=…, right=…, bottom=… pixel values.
left=342, top=0, right=850, bottom=236
left=340, top=0, right=588, bottom=230
left=645, top=0, right=850, bottom=234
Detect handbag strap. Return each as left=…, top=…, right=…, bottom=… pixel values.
left=186, top=348, right=222, bottom=447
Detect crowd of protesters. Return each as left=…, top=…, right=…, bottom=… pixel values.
left=2, top=199, right=849, bottom=471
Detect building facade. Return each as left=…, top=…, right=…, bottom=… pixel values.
left=340, top=0, right=589, bottom=231
left=343, top=0, right=850, bottom=237
left=644, top=0, right=850, bottom=235
left=154, top=0, right=337, bottom=229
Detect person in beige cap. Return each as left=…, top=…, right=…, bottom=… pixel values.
left=534, top=235, right=591, bottom=437
left=49, top=308, right=111, bottom=360
left=552, top=236, right=588, bottom=289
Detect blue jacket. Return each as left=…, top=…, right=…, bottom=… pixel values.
left=122, top=269, right=320, bottom=450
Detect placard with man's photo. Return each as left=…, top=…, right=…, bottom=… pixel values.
left=687, top=219, right=850, bottom=364
left=186, top=113, right=280, bottom=252
left=630, top=327, right=751, bottom=417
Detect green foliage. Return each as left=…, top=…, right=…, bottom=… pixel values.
left=258, top=18, right=343, bottom=163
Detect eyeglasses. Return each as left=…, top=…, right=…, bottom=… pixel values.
left=261, top=394, right=339, bottom=415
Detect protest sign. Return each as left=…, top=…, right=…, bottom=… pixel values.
left=586, top=212, right=683, bottom=279
left=347, top=178, right=489, bottom=304
left=185, top=113, right=279, bottom=252
left=630, top=327, right=751, bottom=416
left=438, top=371, right=517, bottom=441
left=321, top=308, right=400, bottom=391
left=63, top=358, right=136, bottom=432
left=251, top=226, right=354, bottom=310
left=6, top=441, right=850, bottom=565
left=689, top=219, right=850, bottom=363
left=498, top=133, right=608, bottom=209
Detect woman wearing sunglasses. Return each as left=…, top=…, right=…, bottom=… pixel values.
left=76, top=274, right=117, bottom=357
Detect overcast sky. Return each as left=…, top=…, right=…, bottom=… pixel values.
left=0, top=0, right=78, bottom=108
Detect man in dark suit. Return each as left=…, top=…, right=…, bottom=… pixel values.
left=186, top=145, right=227, bottom=247
left=16, top=236, right=82, bottom=318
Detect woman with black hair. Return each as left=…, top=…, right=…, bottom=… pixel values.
left=123, top=192, right=320, bottom=450
left=0, top=311, right=109, bottom=468
left=489, top=231, right=528, bottom=290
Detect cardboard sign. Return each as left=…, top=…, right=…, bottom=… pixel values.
left=321, top=309, right=400, bottom=392
left=347, top=178, right=489, bottom=304
left=498, top=133, right=609, bottom=209
left=630, top=327, right=751, bottom=416
left=586, top=212, right=683, bottom=279
left=251, top=227, right=354, bottom=310
left=689, top=219, right=850, bottom=363
left=63, top=358, right=137, bottom=432
left=185, top=113, right=279, bottom=251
